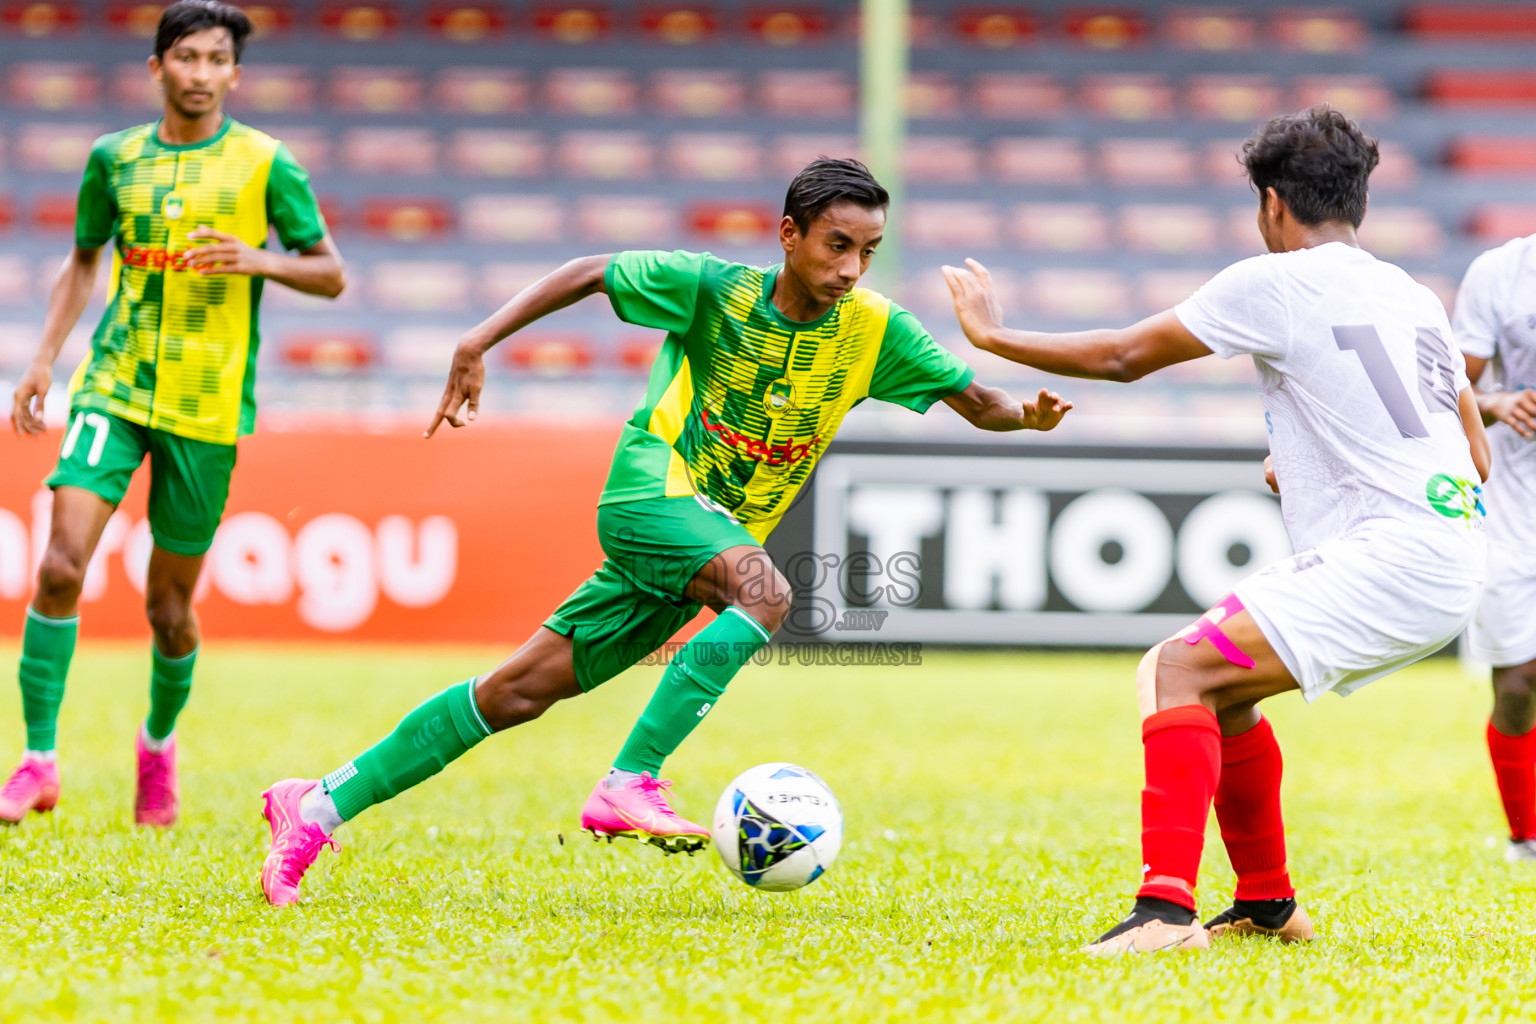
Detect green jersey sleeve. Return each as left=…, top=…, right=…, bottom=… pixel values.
left=868, top=305, right=976, bottom=412
left=604, top=250, right=706, bottom=334
left=266, top=142, right=327, bottom=251
left=75, top=141, right=118, bottom=248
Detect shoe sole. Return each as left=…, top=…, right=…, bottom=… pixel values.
left=0, top=791, right=59, bottom=825
left=581, top=826, right=707, bottom=855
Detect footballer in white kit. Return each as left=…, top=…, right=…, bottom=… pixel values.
left=944, top=105, right=1491, bottom=954
left=1453, top=234, right=1536, bottom=860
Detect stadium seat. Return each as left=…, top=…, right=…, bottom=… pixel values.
left=435, top=68, right=530, bottom=115
left=904, top=136, right=979, bottom=184
left=747, top=7, right=833, bottom=47
left=545, top=68, right=638, bottom=116
left=1099, top=138, right=1195, bottom=186
left=1222, top=206, right=1266, bottom=254
left=263, top=127, right=331, bottom=173
left=651, top=70, right=746, bottom=118
left=535, top=4, right=612, bottom=43
left=1406, top=4, right=1536, bottom=39
left=1119, top=204, right=1219, bottom=254
left=1, top=3, right=83, bottom=36
left=668, top=133, right=761, bottom=181
left=1372, top=141, right=1420, bottom=188
left=241, top=3, right=296, bottom=37
left=330, top=66, right=423, bottom=114
left=686, top=202, right=777, bottom=245
left=1080, top=74, right=1175, bottom=120
left=1136, top=269, right=1215, bottom=313
left=8, top=62, right=98, bottom=111
left=448, top=130, right=545, bottom=178
left=1063, top=9, right=1148, bottom=49
left=1356, top=207, right=1443, bottom=258
left=1268, top=8, right=1367, bottom=53
left=1202, top=140, right=1247, bottom=187
left=460, top=194, right=561, bottom=243
left=0, top=255, right=29, bottom=306
left=506, top=333, right=594, bottom=375
left=228, top=65, right=315, bottom=114
left=1011, top=203, right=1110, bottom=251
left=1427, top=70, right=1536, bottom=108
left=16, top=123, right=99, bottom=172
left=1024, top=269, right=1129, bottom=319
left=972, top=73, right=1068, bottom=119
left=1185, top=75, right=1283, bottom=123
left=556, top=131, right=654, bottom=179
left=1290, top=75, right=1395, bottom=121
left=954, top=8, right=1039, bottom=48
left=574, top=195, right=675, bottom=243
left=282, top=330, right=378, bottom=373
left=639, top=6, right=720, bottom=45
left=425, top=3, right=510, bottom=43
left=480, top=261, right=560, bottom=307
left=107, top=2, right=166, bottom=36
left=760, top=70, right=854, bottom=118
left=906, top=72, right=960, bottom=119
left=990, top=137, right=1087, bottom=185
left=362, top=197, right=455, bottom=241
left=1163, top=8, right=1256, bottom=51
left=1467, top=204, right=1536, bottom=245
left=343, top=128, right=438, bottom=175
left=382, top=325, right=462, bottom=375
left=773, top=133, right=859, bottom=176
left=111, top=62, right=160, bottom=111
left=904, top=200, right=1000, bottom=249
left=370, top=261, right=472, bottom=312
left=319, top=3, right=400, bottom=41
left=1448, top=136, right=1536, bottom=177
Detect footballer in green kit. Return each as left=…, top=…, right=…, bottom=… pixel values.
left=257, top=158, right=1071, bottom=905
left=4, top=1, right=345, bottom=828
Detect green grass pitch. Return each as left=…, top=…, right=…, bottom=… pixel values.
left=0, top=642, right=1530, bottom=1022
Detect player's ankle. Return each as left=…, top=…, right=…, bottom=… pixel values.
left=604, top=767, right=641, bottom=790
left=300, top=784, right=344, bottom=835
left=1132, top=896, right=1196, bottom=926
left=1229, top=896, right=1297, bottom=930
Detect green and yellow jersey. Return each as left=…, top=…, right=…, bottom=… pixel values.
left=601, top=250, right=975, bottom=541
left=69, top=117, right=327, bottom=445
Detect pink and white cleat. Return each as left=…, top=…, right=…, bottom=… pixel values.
left=579, top=772, right=710, bottom=854
left=134, top=733, right=178, bottom=828
left=0, top=757, right=59, bottom=825
left=260, top=778, right=339, bottom=906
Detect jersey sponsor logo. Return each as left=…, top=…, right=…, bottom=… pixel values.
left=1425, top=473, right=1485, bottom=521
left=699, top=406, right=820, bottom=466
left=121, top=245, right=198, bottom=272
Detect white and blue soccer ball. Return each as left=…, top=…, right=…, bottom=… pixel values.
left=711, top=762, right=842, bottom=892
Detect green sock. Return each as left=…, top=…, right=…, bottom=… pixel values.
left=614, top=607, right=771, bottom=775
left=18, top=607, right=77, bottom=752
left=323, top=678, right=492, bottom=821
left=145, top=645, right=196, bottom=742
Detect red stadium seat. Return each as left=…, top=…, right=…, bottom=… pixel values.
left=506, top=334, right=594, bottom=375
left=425, top=3, right=511, bottom=43
left=1080, top=74, right=1174, bottom=120
left=362, top=198, right=455, bottom=241
left=906, top=72, right=961, bottom=119
left=1163, top=8, right=1255, bottom=51
left=990, top=137, right=1087, bottom=185
left=17, top=123, right=100, bottom=173
left=686, top=202, right=777, bottom=244
left=557, top=131, right=654, bottom=180
left=619, top=335, right=665, bottom=371
left=1099, top=138, right=1195, bottom=185
left=760, top=70, right=854, bottom=118
left=1011, top=203, right=1110, bottom=251
left=282, top=332, right=377, bottom=373
left=1203, top=140, right=1247, bottom=186
left=535, top=4, right=612, bottom=43
left=1136, top=269, right=1216, bottom=313
left=316, top=196, right=347, bottom=235
left=668, top=132, right=762, bottom=181
left=972, top=73, right=1068, bottom=119
left=459, top=195, right=562, bottom=243
left=0, top=254, right=30, bottom=305
left=1467, top=205, right=1536, bottom=244
left=435, top=68, right=530, bottom=115
left=1373, top=142, right=1420, bottom=188
left=1406, top=4, right=1536, bottom=39
left=1, top=3, right=82, bottom=36
left=575, top=196, right=675, bottom=243
left=0, top=197, right=12, bottom=230
left=651, top=70, right=746, bottom=117
left=904, top=136, right=979, bottom=184
left=241, top=3, right=296, bottom=37
left=1268, top=8, right=1367, bottom=53
left=370, top=261, right=472, bottom=312
left=1357, top=207, right=1443, bottom=258
left=1427, top=70, right=1536, bottom=108
left=382, top=326, right=460, bottom=374
left=264, top=126, right=332, bottom=173
left=1120, top=205, right=1219, bottom=254
left=1185, top=75, right=1283, bottom=123
left=545, top=68, right=638, bottom=116
left=1290, top=75, right=1395, bottom=120
left=106, top=2, right=164, bottom=36
left=8, top=62, right=97, bottom=111
left=904, top=200, right=1000, bottom=249
left=319, top=3, right=400, bottom=40
left=343, top=128, right=438, bottom=176
left=772, top=133, right=859, bottom=176
left=1448, top=136, right=1536, bottom=177
left=1063, top=8, right=1148, bottom=49
left=747, top=6, right=832, bottom=46
left=954, top=8, right=1039, bottom=48
left=330, top=66, right=422, bottom=114
left=448, top=130, right=546, bottom=178
left=228, top=65, right=315, bottom=114
left=111, top=62, right=160, bottom=111
left=480, top=262, right=560, bottom=306
left=640, top=6, right=720, bottom=45
left=1025, top=269, right=1129, bottom=319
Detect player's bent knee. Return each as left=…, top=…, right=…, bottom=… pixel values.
left=35, top=548, right=87, bottom=600
left=1151, top=640, right=1211, bottom=711
left=1135, top=642, right=1165, bottom=719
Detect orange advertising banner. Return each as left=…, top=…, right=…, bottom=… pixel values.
left=0, top=425, right=623, bottom=644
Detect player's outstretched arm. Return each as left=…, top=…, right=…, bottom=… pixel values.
left=943, top=259, right=1210, bottom=382
left=426, top=255, right=612, bottom=437
left=943, top=381, right=1072, bottom=432
left=183, top=228, right=345, bottom=298
left=10, top=245, right=103, bottom=437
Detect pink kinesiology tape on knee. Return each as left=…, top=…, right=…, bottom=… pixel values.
left=1182, top=593, right=1254, bottom=669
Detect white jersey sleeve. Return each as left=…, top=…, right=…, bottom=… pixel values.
left=1173, top=255, right=1289, bottom=360
left=1452, top=248, right=1506, bottom=361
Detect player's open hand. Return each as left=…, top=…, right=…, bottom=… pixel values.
left=1487, top=388, right=1536, bottom=439
left=10, top=360, right=51, bottom=437
left=1020, top=387, right=1072, bottom=431
left=942, top=258, right=1006, bottom=352
left=183, top=226, right=273, bottom=277
left=426, top=340, right=486, bottom=437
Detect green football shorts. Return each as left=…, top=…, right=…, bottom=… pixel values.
left=545, top=494, right=761, bottom=691
left=46, top=408, right=237, bottom=557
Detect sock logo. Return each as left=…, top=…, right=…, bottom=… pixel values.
left=697, top=702, right=712, bottom=717
left=412, top=714, right=447, bottom=750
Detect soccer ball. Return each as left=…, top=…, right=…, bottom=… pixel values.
left=711, top=762, right=843, bottom=891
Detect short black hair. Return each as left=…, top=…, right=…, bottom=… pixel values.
left=783, top=157, right=890, bottom=233
left=1242, top=104, right=1379, bottom=228
left=155, top=1, right=253, bottom=62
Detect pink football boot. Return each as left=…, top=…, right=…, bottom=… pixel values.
left=134, top=732, right=179, bottom=828
left=0, top=756, right=59, bottom=825
left=260, top=779, right=339, bottom=906
left=579, top=772, right=709, bottom=854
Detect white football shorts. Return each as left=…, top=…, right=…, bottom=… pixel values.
left=1466, top=550, right=1536, bottom=669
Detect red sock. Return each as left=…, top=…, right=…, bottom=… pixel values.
left=1137, top=705, right=1222, bottom=911
left=1213, top=716, right=1294, bottom=900
left=1487, top=721, right=1536, bottom=842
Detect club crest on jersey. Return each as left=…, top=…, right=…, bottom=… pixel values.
left=762, top=377, right=797, bottom=418
left=161, top=192, right=185, bottom=221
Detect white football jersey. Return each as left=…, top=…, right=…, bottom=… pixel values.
left=1175, top=242, right=1483, bottom=572
left=1453, top=234, right=1536, bottom=571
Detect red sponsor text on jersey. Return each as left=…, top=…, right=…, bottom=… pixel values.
left=699, top=406, right=820, bottom=466
left=121, top=246, right=197, bottom=271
